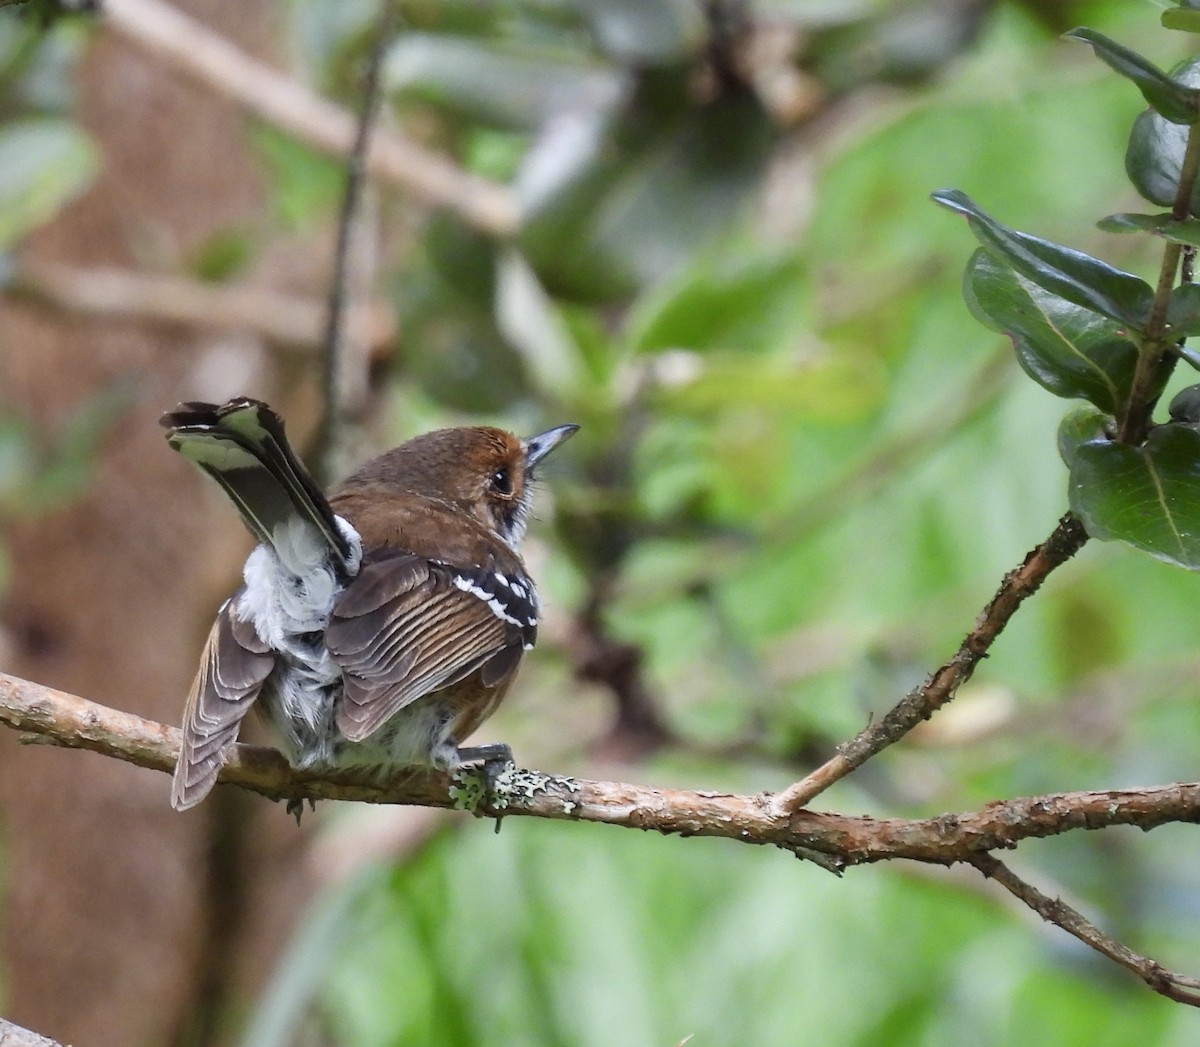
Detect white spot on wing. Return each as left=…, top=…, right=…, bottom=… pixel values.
left=487, top=597, right=521, bottom=626
left=453, top=570, right=535, bottom=628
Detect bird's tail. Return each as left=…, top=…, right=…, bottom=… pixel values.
left=161, top=398, right=354, bottom=570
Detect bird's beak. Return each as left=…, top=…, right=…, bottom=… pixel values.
left=523, top=423, right=579, bottom=469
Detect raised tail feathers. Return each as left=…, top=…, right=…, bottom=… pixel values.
left=162, top=398, right=353, bottom=569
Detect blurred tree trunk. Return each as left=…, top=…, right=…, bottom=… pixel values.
left=0, top=3, right=320, bottom=1044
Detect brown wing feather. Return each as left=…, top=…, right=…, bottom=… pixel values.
left=326, top=554, right=523, bottom=742
left=171, top=598, right=275, bottom=811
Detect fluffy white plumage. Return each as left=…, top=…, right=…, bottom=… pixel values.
left=234, top=514, right=363, bottom=765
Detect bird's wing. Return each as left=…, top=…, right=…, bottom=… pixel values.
left=171, top=598, right=275, bottom=810
left=325, top=552, right=537, bottom=743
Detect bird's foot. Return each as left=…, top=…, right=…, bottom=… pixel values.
left=449, top=744, right=516, bottom=829
left=285, top=796, right=318, bottom=824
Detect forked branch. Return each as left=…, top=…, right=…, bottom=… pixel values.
left=774, top=512, right=1090, bottom=812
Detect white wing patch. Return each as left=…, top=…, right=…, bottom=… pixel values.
left=449, top=566, right=538, bottom=649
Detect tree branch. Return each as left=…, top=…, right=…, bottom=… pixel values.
left=5, top=670, right=1200, bottom=866
left=774, top=512, right=1089, bottom=813
left=5, top=258, right=396, bottom=354
left=9, top=669, right=1200, bottom=1002
left=970, top=854, right=1200, bottom=1007
left=101, top=0, right=517, bottom=236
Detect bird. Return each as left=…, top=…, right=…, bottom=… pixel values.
left=161, top=397, right=578, bottom=812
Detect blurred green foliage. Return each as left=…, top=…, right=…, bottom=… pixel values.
left=258, top=823, right=1192, bottom=1047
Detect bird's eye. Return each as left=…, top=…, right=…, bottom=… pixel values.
left=490, top=467, right=513, bottom=496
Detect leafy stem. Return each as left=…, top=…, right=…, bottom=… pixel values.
left=1119, top=116, right=1200, bottom=441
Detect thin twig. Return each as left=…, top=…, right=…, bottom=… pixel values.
left=312, top=0, right=395, bottom=487
left=4, top=258, right=396, bottom=353
left=773, top=512, right=1090, bottom=813
left=971, top=853, right=1200, bottom=1007
left=6, top=671, right=1200, bottom=865
left=101, top=0, right=516, bottom=235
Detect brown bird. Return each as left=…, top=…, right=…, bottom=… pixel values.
left=161, top=398, right=577, bottom=811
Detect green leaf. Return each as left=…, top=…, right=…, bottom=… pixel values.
left=1168, top=383, right=1200, bottom=422
left=1070, top=423, right=1200, bottom=569
left=251, top=126, right=343, bottom=231
left=1177, top=343, right=1200, bottom=371
left=627, top=253, right=808, bottom=354
left=186, top=228, right=253, bottom=283
left=1163, top=8, right=1200, bottom=33
left=0, top=382, right=134, bottom=515
left=494, top=248, right=588, bottom=401
left=0, top=118, right=97, bottom=250
left=385, top=34, right=621, bottom=132
left=963, top=249, right=1138, bottom=413
left=1057, top=405, right=1112, bottom=470
left=931, top=189, right=1154, bottom=331
left=519, top=84, right=775, bottom=303
left=1125, top=57, right=1200, bottom=214
left=1097, top=211, right=1200, bottom=246
left=1064, top=28, right=1200, bottom=124
left=1166, top=282, right=1200, bottom=335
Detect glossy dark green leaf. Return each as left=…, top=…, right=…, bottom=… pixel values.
left=1169, top=383, right=1200, bottom=422
left=1125, top=58, right=1200, bottom=214
left=1057, top=406, right=1112, bottom=471
left=932, top=189, right=1154, bottom=331
left=1064, top=29, right=1200, bottom=124
left=1097, top=211, right=1200, bottom=246
left=963, top=250, right=1138, bottom=413
left=1070, top=423, right=1200, bottom=568
left=1166, top=282, right=1200, bottom=335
